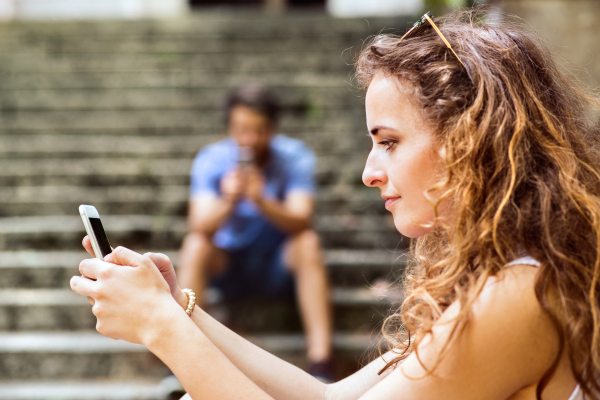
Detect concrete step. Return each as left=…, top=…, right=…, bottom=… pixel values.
left=0, top=155, right=369, bottom=193
left=0, top=71, right=350, bottom=90
left=0, top=331, right=166, bottom=380
left=0, top=14, right=401, bottom=38
left=0, top=51, right=356, bottom=74
left=0, top=249, right=405, bottom=289
left=0, top=214, right=402, bottom=250
left=0, top=184, right=384, bottom=217
left=0, top=154, right=363, bottom=177
left=0, top=34, right=359, bottom=54
left=0, top=34, right=364, bottom=57
left=0, top=379, right=170, bottom=400
left=0, top=330, right=382, bottom=380
left=0, top=86, right=363, bottom=112
left=0, top=130, right=371, bottom=157
left=0, top=109, right=365, bottom=132
left=0, top=198, right=386, bottom=219
left=0, top=285, right=402, bottom=332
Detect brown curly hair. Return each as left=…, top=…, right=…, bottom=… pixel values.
left=356, top=8, right=600, bottom=399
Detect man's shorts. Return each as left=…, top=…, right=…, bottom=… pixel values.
left=210, top=235, right=295, bottom=300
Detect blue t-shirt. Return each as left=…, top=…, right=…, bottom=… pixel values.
left=190, top=135, right=316, bottom=252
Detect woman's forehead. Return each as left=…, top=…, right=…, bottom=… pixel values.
left=365, top=72, right=425, bottom=130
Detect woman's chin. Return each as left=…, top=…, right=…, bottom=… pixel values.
left=393, top=217, right=434, bottom=238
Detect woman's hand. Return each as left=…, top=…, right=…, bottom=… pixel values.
left=81, top=236, right=189, bottom=310
left=70, top=245, right=183, bottom=346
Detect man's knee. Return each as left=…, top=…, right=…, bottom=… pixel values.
left=183, top=231, right=214, bottom=254
left=286, top=229, right=324, bottom=272
left=181, top=231, right=227, bottom=274
left=295, top=229, right=322, bottom=251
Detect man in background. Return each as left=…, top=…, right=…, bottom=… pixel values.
left=178, top=83, right=335, bottom=381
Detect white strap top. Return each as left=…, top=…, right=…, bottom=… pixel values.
left=506, top=255, right=541, bottom=267
left=568, top=385, right=584, bottom=400
left=506, top=256, right=583, bottom=400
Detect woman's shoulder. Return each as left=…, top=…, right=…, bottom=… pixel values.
left=473, top=262, right=541, bottom=329
left=370, top=262, right=567, bottom=398
left=434, top=262, right=558, bottom=379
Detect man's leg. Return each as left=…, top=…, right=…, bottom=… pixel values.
left=178, top=231, right=227, bottom=309
left=284, top=230, right=332, bottom=363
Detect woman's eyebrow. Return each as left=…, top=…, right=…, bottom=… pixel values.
left=369, top=125, right=396, bottom=136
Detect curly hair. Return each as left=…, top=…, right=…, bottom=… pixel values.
left=356, top=8, right=600, bottom=399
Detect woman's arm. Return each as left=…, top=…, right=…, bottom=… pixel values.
left=74, top=244, right=390, bottom=400
left=188, top=307, right=327, bottom=399
left=158, top=247, right=391, bottom=400
left=188, top=305, right=393, bottom=400
left=72, top=247, right=276, bottom=399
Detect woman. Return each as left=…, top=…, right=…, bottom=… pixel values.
left=70, top=9, right=600, bottom=400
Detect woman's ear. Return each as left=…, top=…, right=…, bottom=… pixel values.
left=438, top=144, right=446, bottom=160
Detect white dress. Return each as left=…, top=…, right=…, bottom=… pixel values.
left=507, top=256, right=583, bottom=400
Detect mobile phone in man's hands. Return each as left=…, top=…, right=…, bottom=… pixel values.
left=79, top=204, right=112, bottom=260
left=238, top=146, right=255, bottom=169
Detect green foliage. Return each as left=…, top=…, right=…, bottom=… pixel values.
left=424, top=0, right=468, bottom=16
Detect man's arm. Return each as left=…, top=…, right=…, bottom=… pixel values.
left=254, top=192, right=313, bottom=233
left=245, top=166, right=314, bottom=234
left=188, top=170, right=244, bottom=237
left=188, top=195, right=236, bottom=237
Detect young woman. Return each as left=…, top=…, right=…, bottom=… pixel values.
left=70, top=9, right=600, bottom=400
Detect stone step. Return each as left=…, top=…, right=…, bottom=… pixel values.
left=0, top=379, right=170, bottom=400
left=0, top=71, right=350, bottom=90
left=0, top=285, right=402, bottom=332
left=0, top=249, right=406, bottom=289
left=0, top=214, right=402, bottom=250
left=0, top=109, right=365, bottom=132
left=0, top=156, right=368, bottom=192
left=0, top=33, right=364, bottom=56
left=0, top=198, right=385, bottom=219
left=0, top=132, right=370, bottom=158
left=0, top=86, right=363, bottom=112
left=0, top=14, right=401, bottom=38
left=0, top=154, right=367, bottom=178
left=0, top=184, right=383, bottom=217
left=0, top=51, right=357, bottom=74
left=0, top=330, right=382, bottom=380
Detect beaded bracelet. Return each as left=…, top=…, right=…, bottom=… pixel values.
left=181, top=288, right=196, bottom=317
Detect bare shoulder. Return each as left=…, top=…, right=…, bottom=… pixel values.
left=476, top=263, right=540, bottom=311
left=358, top=263, right=567, bottom=400
left=468, top=263, right=555, bottom=348
left=364, top=265, right=558, bottom=400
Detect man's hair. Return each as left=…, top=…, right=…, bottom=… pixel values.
left=357, top=7, right=600, bottom=399
left=223, top=83, right=280, bottom=127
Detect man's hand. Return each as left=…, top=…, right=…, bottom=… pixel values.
left=220, top=169, right=245, bottom=203
left=245, top=166, right=265, bottom=204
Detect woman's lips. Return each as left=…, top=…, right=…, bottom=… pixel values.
left=384, top=197, right=400, bottom=209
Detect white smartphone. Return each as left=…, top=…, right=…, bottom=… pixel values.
left=238, top=146, right=255, bottom=169
left=79, top=204, right=112, bottom=260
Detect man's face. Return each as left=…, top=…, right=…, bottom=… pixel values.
left=228, top=105, right=274, bottom=160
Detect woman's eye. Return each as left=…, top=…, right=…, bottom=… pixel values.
left=377, top=140, right=395, bottom=152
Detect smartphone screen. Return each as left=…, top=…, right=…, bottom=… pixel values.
left=89, top=217, right=112, bottom=257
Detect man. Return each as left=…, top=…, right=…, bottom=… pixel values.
left=178, top=83, right=335, bottom=380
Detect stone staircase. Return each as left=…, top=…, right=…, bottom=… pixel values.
left=0, top=11, right=411, bottom=398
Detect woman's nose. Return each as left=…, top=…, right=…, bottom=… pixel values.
left=362, top=153, right=387, bottom=187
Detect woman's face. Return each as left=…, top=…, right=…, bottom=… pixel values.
left=362, top=72, right=445, bottom=238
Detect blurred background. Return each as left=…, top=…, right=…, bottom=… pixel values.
left=0, top=0, right=597, bottom=398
